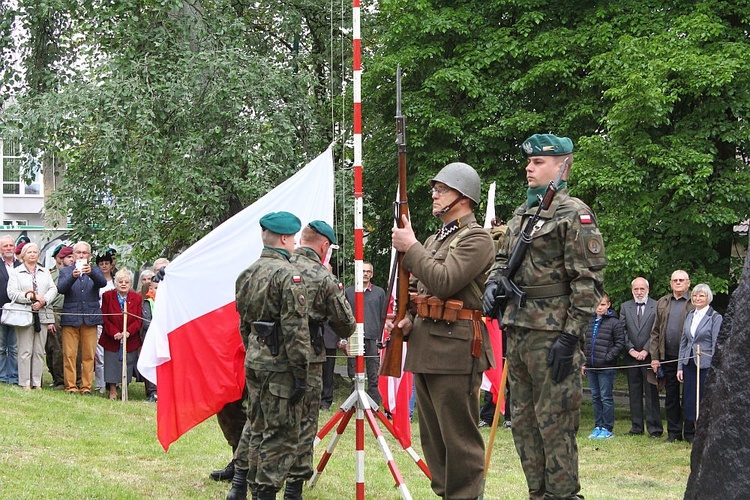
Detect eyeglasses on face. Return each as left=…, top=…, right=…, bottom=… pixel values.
left=671, top=278, right=688, bottom=283
left=430, top=185, right=452, bottom=196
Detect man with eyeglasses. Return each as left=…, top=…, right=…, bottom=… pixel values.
left=650, top=269, right=695, bottom=442
left=57, top=241, right=107, bottom=394
left=389, top=162, right=496, bottom=499
left=345, top=261, right=386, bottom=406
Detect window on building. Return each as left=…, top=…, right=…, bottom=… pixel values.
left=1, top=139, right=42, bottom=196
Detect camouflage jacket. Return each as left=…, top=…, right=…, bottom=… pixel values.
left=235, top=248, right=309, bottom=380
left=488, top=188, right=607, bottom=339
left=402, top=213, right=496, bottom=374
left=290, top=247, right=355, bottom=364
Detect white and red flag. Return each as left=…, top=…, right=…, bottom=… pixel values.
left=482, top=182, right=506, bottom=408
left=378, top=188, right=413, bottom=446
left=138, top=147, right=335, bottom=451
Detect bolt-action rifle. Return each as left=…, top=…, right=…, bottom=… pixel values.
left=379, top=66, right=409, bottom=378
left=488, top=158, right=570, bottom=319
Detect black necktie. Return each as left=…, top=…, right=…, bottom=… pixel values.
left=636, top=303, right=644, bottom=326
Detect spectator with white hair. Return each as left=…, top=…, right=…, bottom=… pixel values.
left=57, top=242, right=107, bottom=395
left=8, top=243, right=58, bottom=390
left=0, top=235, right=21, bottom=385
left=677, top=284, right=722, bottom=443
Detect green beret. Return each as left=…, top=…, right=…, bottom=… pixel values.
left=259, top=211, right=301, bottom=235
left=521, top=134, right=574, bottom=157
left=52, top=244, right=64, bottom=258
left=308, top=220, right=337, bottom=245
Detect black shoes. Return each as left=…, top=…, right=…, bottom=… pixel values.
left=226, top=467, right=248, bottom=500
left=211, top=460, right=236, bottom=482
left=627, top=430, right=644, bottom=436
left=283, top=481, right=303, bottom=500
left=663, top=436, right=682, bottom=443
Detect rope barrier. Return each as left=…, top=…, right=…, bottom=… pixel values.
left=0, top=305, right=148, bottom=323
left=584, top=353, right=703, bottom=371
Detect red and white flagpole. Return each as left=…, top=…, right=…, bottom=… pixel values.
left=351, top=1, right=367, bottom=498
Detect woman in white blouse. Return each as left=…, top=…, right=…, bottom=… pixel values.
left=7, top=243, right=58, bottom=389
left=677, top=284, right=722, bottom=440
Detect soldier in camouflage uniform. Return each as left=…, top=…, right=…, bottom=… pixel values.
left=284, top=220, right=355, bottom=499
left=228, top=211, right=309, bottom=500
left=390, top=162, right=496, bottom=499
left=483, top=134, right=606, bottom=499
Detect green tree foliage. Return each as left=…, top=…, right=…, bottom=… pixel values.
left=0, top=0, right=348, bottom=265
left=364, top=0, right=750, bottom=305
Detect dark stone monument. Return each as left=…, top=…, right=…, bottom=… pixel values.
left=684, top=251, right=750, bottom=499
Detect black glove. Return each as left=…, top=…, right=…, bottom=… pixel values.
left=289, top=377, right=307, bottom=405
left=547, top=333, right=579, bottom=383
left=482, top=281, right=499, bottom=317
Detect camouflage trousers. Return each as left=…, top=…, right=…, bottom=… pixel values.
left=287, top=362, right=323, bottom=482
left=238, top=368, right=303, bottom=493
left=216, top=393, right=247, bottom=451
left=506, top=326, right=583, bottom=500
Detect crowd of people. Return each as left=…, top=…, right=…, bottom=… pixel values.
left=0, top=133, right=723, bottom=500
left=0, top=237, right=169, bottom=401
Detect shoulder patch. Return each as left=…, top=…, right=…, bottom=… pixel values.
left=587, top=238, right=602, bottom=254
left=293, top=275, right=302, bottom=283
left=580, top=213, right=592, bottom=224
left=338, top=282, right=344, bottom=291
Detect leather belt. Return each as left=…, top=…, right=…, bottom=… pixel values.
left=457, top=309, right=483, bottom=321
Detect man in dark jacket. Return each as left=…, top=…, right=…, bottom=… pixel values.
left=57, top=241, right=106, bottom=394
left=620, top=277, right=663, bottom=437
left=650, top=270, right=694, bottom=442
left=0, top=235, right=22, bottom=385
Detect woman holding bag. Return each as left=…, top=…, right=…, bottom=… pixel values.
left=7, top=243, right=57, bottom=390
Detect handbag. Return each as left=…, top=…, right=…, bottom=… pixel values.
left=1, top=297, right=33, bottom=327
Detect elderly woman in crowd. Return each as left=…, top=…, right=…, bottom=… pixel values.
left=7, top=243, right=57, bottom=390
left=100, top=269, right=142, bottom=400
left=677, top=283, right=722, bottom=443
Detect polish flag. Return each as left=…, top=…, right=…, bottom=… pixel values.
left=482, top=182, right=506, bottom=409
left=378, top=294, right=413, bottom=447
left=138, top=147, right=335, bottom=451
left=378, top=188, right=412, bottom=447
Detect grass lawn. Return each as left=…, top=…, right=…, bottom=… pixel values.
left=0, top=369, right=690, bottom=499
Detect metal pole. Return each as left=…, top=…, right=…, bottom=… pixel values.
left=121, top=302, right=128, bottom=402
left=695, top=344, right=700, bottom=422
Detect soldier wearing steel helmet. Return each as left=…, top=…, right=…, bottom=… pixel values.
left=483, top=134, right=606, bottom=499
left=389, top=162, right=496, bottom=499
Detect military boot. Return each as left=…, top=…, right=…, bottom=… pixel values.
left=283, top=481, right=303, bottom=500
left=225, top=468, right=248, bottom=500
left=256, top=490, right=277, bottom=500
left=210, top=459, right=235, bottom=481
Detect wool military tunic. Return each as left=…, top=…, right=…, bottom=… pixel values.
left=402, top=213, right=495, bottom=374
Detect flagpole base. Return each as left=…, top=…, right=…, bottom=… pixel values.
left=310, top=366, right=423, bottom=499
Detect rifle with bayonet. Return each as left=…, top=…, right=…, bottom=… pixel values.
left=379, top=66, right=409, bottom=378
left=484, top=158, right=570, bottom=320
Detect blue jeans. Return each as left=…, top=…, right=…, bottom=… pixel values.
left=0, top=324, right=19, bottom=384
left=587, top=368, right=615, bottom=431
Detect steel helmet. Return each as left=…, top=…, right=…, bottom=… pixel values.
left=429, top=162, right=481, bottom=205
